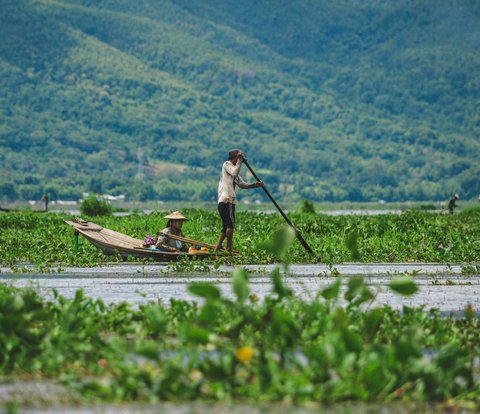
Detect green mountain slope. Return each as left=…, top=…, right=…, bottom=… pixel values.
left=1, top=0, right=479, bottom=202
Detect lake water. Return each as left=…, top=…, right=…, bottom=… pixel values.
left=1, top=263, right=478, bottom=313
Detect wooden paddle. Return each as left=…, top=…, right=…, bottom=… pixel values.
left=243, top=158, right=314, bottom=254
left=162, top=233, right=241, bottom=255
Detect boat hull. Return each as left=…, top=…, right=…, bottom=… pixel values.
left=65, top=220, right=212, bottom=262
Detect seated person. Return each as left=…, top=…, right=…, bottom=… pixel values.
left=155, top=211, right=188, bottom=252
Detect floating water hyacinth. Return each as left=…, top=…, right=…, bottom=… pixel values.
left=1, top=209, right=480, bottom=267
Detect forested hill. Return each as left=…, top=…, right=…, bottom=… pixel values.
left=1, top=0, right=479, bottom=203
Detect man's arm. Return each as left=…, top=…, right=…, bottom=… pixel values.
left=155, top=231, right=178, bottom=252
left=235, top=175, right=264, bottom=189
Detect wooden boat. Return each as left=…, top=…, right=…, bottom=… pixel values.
left=65, top=219, right=213, bottom=262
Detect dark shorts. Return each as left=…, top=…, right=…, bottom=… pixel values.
left=218, top=202, right=235, bottom=233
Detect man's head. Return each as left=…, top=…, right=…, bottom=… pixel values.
left=228, top=149, right=242, bottom=161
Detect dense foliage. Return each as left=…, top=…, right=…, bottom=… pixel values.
left=0, top=266, right=478, bottom=405
left=1, top=209, right=479, bottom=269
left=1, top=0, right=479, bottom=202
left=80, top=195, right=112, bottom=216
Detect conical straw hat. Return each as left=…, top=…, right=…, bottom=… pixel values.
left=163, top=211, right=188, bottom=221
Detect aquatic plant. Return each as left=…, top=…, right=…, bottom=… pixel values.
left=1, top=209, right=480, bottom=268
left=80, top=195, right=112, bottom=217
left=0, top=230, right=478, bottom=407
left=298, top=199, right=316, bottom=214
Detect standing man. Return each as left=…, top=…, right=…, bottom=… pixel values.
left=215, top=149, right=263, bottom=253
left=448, top=194, right=459, bottom=214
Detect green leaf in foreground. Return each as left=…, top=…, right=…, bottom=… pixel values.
left=345, top=276, right=365, bottom=302
left=261, top=225, right=295, bottom=260
left=180, top=322, right=211, bottom=344
left=272, top=268, right=292, bottom=299
left=232, top=268, right=249, bottom=304
left=321, top=278, right=341, bottom=300
left=389, top=278, right=419, bottom=296
left=188, top=283, right=221, bottom=301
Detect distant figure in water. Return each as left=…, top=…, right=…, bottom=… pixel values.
left=41, top=194, right=49, bottom=211
left=155, top=211, right=188, bottom=252
left=448, top=194, right=459, bottom=214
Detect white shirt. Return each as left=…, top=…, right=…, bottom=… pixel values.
left=218, top=160, right=249, bottom=204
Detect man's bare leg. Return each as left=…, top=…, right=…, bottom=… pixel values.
left=215, top=232, right=226, bottom=251
left=226, top=228, right=234, bottom=253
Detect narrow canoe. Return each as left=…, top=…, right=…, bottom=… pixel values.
left=64, top=220, right=212, bottom=262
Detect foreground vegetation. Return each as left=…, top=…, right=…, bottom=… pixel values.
left=0, top=251, right=478, bottom=406
left=1, top=209, right=480, bottom=269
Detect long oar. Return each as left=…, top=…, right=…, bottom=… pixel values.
left=163, top=233, right=241, bottom=255
left=243, top=158, right=314, bottom=254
